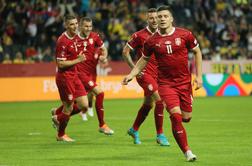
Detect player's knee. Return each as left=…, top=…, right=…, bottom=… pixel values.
left=77, top=103, right=88, bottom=112
left=170, top=113, right=182, bottom=124
left=182, top=117, right=192, bottom=123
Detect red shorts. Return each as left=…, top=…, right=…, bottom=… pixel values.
left=78, top=73, right=97, bottom=92
left=136, top=74, right=158, bottom=97
left=158, top=83, right=193, bottom=112
left=56, top=75, right=87, bottom=103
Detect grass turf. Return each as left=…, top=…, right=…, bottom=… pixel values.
left=0, top=97, right=252, bottom=166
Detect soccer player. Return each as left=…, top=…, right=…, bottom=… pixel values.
left=122, top=8, right=169, bottom=146
left=122, top=6, right=202, bottom=161
left=79, top=49, right=102, bottom=121
left=76, top=17, right=114, bottom=135
left=53, top=15, right=88, bottom=142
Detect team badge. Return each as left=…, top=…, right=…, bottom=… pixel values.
left=89, top=38, right=93, bottom=44
left=61, top=51, right=65, bottom=57
left=88, top=81, right=94, bottom=87
left=68, top=94, right=73, bottom=101
left=175, top=38, right=181, bottom=46
left=148, top=84, right=153, bottom=91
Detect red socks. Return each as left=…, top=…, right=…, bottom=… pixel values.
left=170, top=113, right=189, bottom=153
left=133, top=104, right=152, bottom=131
left=96, top=92, right=105, bottom=127
left=154, top=101, right=164, bottom=134
left=55, top=105, right=63, bottom=115
left=57, top=112, right=70, bottom=137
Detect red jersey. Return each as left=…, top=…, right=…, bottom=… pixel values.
left=143, top=27, right=199, bottom=86
left=76, top=32, right=104, bottom=75
left=127, top=27, right=157, bottom=77
left=55, top=32, right=79, bottom=75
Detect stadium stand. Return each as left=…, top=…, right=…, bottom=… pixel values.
left=0, top=0, right=251, bottom=63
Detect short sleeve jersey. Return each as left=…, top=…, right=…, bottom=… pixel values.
left=55, top=32, right=79, bottom=75
left=76, top=32, right=104, bottom=74
left=143, top=27, right=199, bottom=86
left=127, top=27, right=157, bottom=77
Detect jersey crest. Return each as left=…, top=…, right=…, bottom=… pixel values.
left=175, top=38, right=181, bottom=46
left=89, top=38, right=93, bottom=44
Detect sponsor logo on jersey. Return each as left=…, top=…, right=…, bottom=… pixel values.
left=175, top=38, right=181, bottom=46
left=89, top=38, right=93, bottom=44
left=155, top=43, right=161, bottom=47
left=165, top=41, right=171, bottom=45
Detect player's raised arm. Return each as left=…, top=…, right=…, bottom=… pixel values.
left=122, top=44, right=135, bottom=69
left=57, top=51, right=86, bottom=69
left=122, top=55, right=149, bottom=85
left=192, top=46, right=202, bottom=90
left=99, top=46, right=108, bottom=64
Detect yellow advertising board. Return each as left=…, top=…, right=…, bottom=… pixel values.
left=0, top=76, right=144, bottom=102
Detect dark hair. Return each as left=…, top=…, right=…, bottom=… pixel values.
left=63, top=15, right=77, bottom=23
left=80, top=17, right=92, bottom=23
left=148, top=8, right=157, bottom=13
left=157, top=5, right=172, bottom=12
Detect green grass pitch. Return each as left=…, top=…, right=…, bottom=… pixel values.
left=0, top=97, right=252, bottom=166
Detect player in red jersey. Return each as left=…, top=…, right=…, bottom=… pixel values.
left=122, top=6, right=202, bottom=161
left=52, top=15, right=88, bottom=142
left=122, top=8, right=169, bottom=146
left=76, top=17, right=114, bottom=135
left=79, top=48, right=103, bottom=121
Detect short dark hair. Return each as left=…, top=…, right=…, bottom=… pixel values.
left=148, top=8, right=157, bottom=13
left=157, top=5, right=172, bottom=13
left=80, top=17, right=92, bottom=23
left=63, top=15, right=77, bottom=23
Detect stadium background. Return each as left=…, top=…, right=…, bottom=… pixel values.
left=0, top=0, right=251, bottom=101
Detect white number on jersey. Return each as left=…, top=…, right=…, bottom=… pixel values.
left=83, top=41, right=87, bottom=51
left=166, top=44, right=173, bottom=54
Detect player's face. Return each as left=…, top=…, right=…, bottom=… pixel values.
left=147, top=12, right=158, bottom=30
left=65, top=18, right=78, bottom=34
left=157, top=10, right=173, bottom=30
left=80, top=21, right=93, bottom=36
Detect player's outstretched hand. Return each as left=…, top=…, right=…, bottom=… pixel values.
left=122, top=75, right=133, bottom=85
left=77, top=51, right=86, bottom=62
left=99, top=56, right=108, bottom=64
left=194, top=76, right=202, bottom=90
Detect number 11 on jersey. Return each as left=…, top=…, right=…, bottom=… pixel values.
left=166, top=44, right=173, bottom=54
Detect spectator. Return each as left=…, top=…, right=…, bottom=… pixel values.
left=0, top=0, right=251, bottom=63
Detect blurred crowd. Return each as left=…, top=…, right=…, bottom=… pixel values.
left=0, top=0, right=251, bottom=64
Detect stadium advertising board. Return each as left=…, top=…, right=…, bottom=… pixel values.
left=0, top=74, right=251, bottom=102
left=0, top=76, right=143, bottom=102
